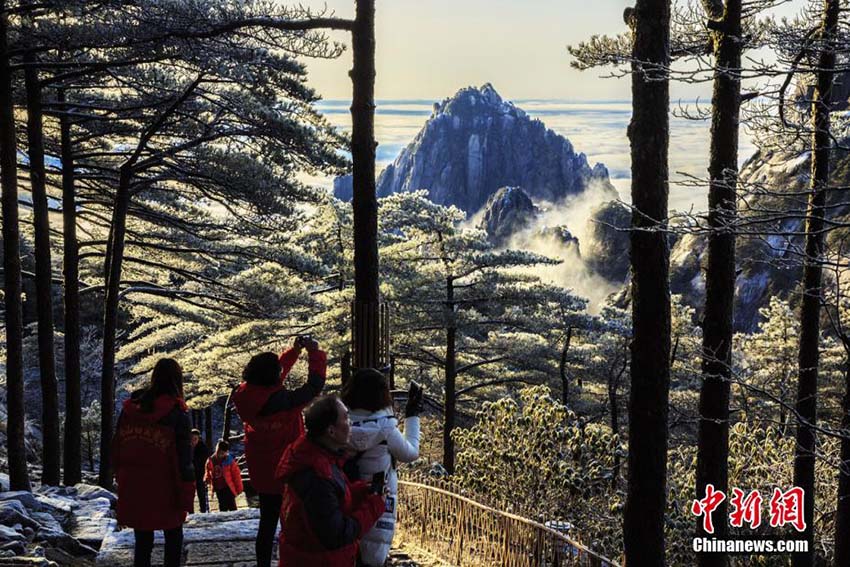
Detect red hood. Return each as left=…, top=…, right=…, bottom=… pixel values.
left=276, top=435, right=343, bottom=482
left=232, top=382, right=281, bottom=422
left=122, top=393, right=186, bottom=422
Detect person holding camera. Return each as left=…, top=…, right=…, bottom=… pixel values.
left=276, top=395, right=386, bottom=567
left=342, top=370, right=422, bottom=567
left=232, top=335, right=326, bottom=567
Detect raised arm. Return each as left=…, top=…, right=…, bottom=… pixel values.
left=387, top=417, right=420, bottom=463
left=260, top=348, right=327, bottom=416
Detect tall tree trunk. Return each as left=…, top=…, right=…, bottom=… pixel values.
left=695, top=1, right=742, bottom=563
left=350, top=0, right=380, bottom=369
left=98, top=165, right=132, bottom=488
left=443, top=276, right=457, bottom=474
left=222, top=388, right=236, bottom=444
left=609, top=350, right=626, bottom=490
left=59, top=87, right=82, bottom=487
left=624, top=0, right=671, bottom=563
left=0, top=0, right=31, bottom=492
left=834, top=361, right=850, bottom=567
left=560, top=326, right=573, bottom=407
left=205, top=406, right=213, bottom=450
left=24, top=54, right=60, bottom=487
left=793, top=1, right=837, bottom=563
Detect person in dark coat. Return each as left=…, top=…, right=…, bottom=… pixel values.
left=112, top=358, right=195, bottom=567
left=275, top=395, right=385, bottom=567
left=232, top=336, right=326, bottom=567
left=191, top=429, right=210, bottom=513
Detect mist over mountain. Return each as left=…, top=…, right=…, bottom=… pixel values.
left=334, top=83, right=616, bottom=214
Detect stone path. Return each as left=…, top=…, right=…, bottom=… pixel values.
left=97, top=510, right=264, bottom=567
left=96, top=509, right=430, bottom=566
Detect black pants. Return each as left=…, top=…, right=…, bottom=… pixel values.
left=195, top=479, right=208, bottom=513
left=257, top=493, right=283, bottom=567
left=215, top=487, right=237, bottom=511
left=134, top=527, right=183, bottom=567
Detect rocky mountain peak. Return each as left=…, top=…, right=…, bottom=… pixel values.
left=334, top=84, right=616, bottom=215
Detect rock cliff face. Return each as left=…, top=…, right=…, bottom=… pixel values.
left=335, top=84, right=615, bottom=215
left=583, top=200, right=631, bottom=284
left=479, top=187, right=538, bottom=245
left=667, top=145, right=850, bottom=331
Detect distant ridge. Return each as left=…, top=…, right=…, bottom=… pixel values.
left=334, top=83, right=615, bottom=214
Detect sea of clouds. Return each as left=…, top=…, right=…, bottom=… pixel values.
left=314, top=98, right=759, bottom=214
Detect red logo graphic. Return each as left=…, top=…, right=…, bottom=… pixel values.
left=692, top=484, right=726, bottom=534
left=692, top=485, right=807, bottom=533
left=729, top=488, right=763, bottom=529
left=769, top=487, right=806, bottom=532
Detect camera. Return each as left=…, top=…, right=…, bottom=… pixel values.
left=295, top=334, right=313, bottom=348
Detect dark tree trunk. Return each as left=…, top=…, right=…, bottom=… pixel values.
left=443, top=276, right=457, bottom=474
left=834, top=362, right=850, bottom=567
left=623, top=0, right=671, bottom=563
left=222, top=388, right=236, bottom=444
left=1, top=1, right=30, bottom=492
left=609, top=349, right=627, bottom=490
left=793, top=2, right=837, bottom=564
left=59, top=87, right=82, bottom=487
left=350, top=0, right=380, bottom=369
left=205, top=406, right=214, bottom=450
left=695, top=1, right=742, bottom=563
left=341, top=350, right=352, bottom=387
left=560, top=327, right=573, bottom=407
left=98, top=165, right=132, bottom=488
left=24, top=55, right=61, bottom=487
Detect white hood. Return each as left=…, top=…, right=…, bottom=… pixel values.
left=348, top=408, right=398, bottom=453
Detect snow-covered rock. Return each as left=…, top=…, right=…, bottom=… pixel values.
left=0, top=484, right=115, bottom=563
left=0, top=500, right=40, bottom=530
left=73, top=486, right=116, bottom=507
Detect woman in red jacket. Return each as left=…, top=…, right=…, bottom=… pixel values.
left=112, top=358, right=195, bottom=567
left=232, top=336, right=326, bottom=567
left=204, top=440, right=244, bottom=511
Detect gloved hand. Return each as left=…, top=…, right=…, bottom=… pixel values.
left=404, top=382, right=423, bottom=418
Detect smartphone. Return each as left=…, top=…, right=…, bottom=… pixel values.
left=370, top=472, right=385, bottom=495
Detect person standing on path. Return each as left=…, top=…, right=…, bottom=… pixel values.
left=343, top=370, right=422, bottom=566
left=232, top=336, right=327, bottom=567
left=205, top=440, right=243, bottom=511
left=112, top=358, right=195, bottom=567
left=190, top=429, right=210, bottom=513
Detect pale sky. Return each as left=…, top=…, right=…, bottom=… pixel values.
left=295, top=0, right=809, bottom=102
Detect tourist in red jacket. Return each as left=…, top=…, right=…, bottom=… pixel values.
left=276, top=395, right=385, bottom=567
left=204, top=440, right=244, bottom=511
left=112, top=358, right=195, bottom=567
left=232, top=336, right=326, bottom=567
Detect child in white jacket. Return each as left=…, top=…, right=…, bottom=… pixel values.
left=342, top=369, right=423, bottom=567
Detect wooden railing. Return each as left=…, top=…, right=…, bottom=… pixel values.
left=397, top=479, right=621, bottom=567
